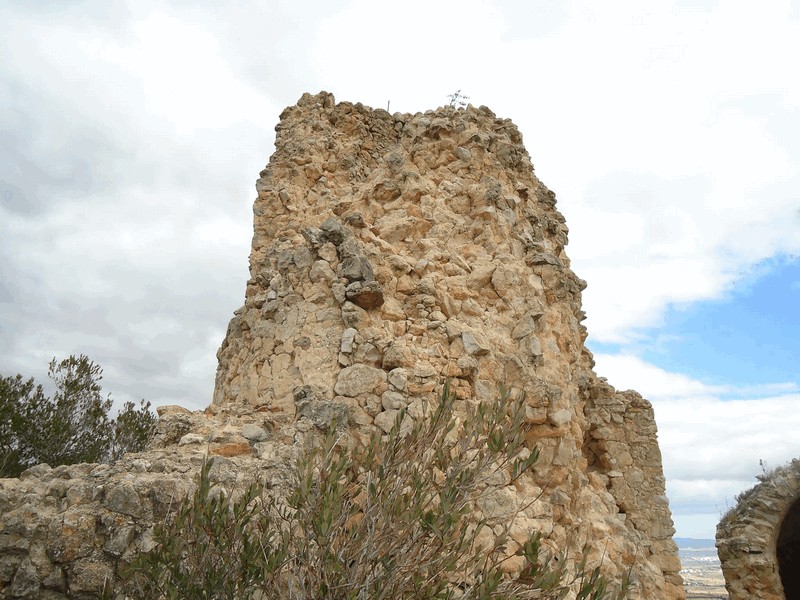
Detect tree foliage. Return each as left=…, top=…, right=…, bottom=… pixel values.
left=120, top=384, right=628, bottom=599
left=0, top=355, right=156, bottom=478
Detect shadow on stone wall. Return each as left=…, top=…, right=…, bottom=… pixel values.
left=717, top=458, right=800, bottom=599
left=777, top=495, right=800, bottom=598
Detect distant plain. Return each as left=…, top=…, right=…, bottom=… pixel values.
left=676, top=539, right=726, bottom=600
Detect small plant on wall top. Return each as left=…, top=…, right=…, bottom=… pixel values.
left=448, top=89, right=470, bottom=108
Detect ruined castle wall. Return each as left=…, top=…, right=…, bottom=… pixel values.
left=584, top=384, right=683, bottom=589
left=213, top=92, right=684, bottom=599
left=0, top=92, right=683, bottom=599
left=717, top=458, right=800, bottom=599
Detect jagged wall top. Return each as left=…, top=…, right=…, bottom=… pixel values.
left=214, top=91, right=589, bottom=418
left=0, top=92, right=683, bottom=600
left=211, top=93, right=683, bottom=599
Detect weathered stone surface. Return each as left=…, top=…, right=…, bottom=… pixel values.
left=381, top=390, right=408, bottom=410
left=178, top=432, right=206, bottom=446
left=300, top=401, right=348, bottom=430
left=334, top=364, right=387, bottom=397
left=345, top=280, right=385, bottom=309
left=241, top=423, right=268, bottom=442
left=717, top=458, right=800, bottom=599
left=373, top=409, right=413, bottom=435
left=70, top=560, right=113, bottom=594
left=0, top=92, right=683, bottom=600
left=382, top=342, right=415, bottom=370
left=340, top=328, right=357, bottom=353
left=9, top=559, right=39, bottom=598
left=461, top=331, right=491, bottom=356
left=155, top=404, right=191, bottom=417
left=548, top=408, right=572, bottom=427
left=104, top=483, right=143, bottom=518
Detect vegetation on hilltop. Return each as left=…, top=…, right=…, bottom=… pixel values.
left=0, top=354, right=156, bottom=478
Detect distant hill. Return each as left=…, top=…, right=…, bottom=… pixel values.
left=675, top=537, right=716, bottom=549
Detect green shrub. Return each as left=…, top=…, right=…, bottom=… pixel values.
left=121, top=383, right=628, bottom=599
left=118, top=459, right=287, bottom=600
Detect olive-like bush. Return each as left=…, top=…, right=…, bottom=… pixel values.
left=118, top=383, right=628, bottom=599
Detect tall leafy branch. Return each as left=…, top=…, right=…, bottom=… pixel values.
left=0, top=355, right=156, bottom=477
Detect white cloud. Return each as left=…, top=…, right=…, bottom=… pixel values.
left=92, top=13, right=270, bottom=135
left=671, top=513, right=723, bottom=541
left=311, top=0, right=509, bottom=112
left=594, top=353, right=724, bottom=401
left=0, top=3, right=276, bottom=409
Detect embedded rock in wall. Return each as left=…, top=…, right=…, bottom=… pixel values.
left=717, top=458, right=800, bottom=599
left=0, top=92, right=684, bottom=599
left=213, top=92, right=684, bottom=599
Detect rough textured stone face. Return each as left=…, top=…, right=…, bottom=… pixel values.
left=213, top=91, right=684, bottom=598
left=717, top=458, right=800, bottom=599
left=0, top=92, right=683, bottom=599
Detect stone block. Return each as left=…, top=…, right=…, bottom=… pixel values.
left=334, top=364, right=388, bottom=397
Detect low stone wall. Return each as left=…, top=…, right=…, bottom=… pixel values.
left=0, top=406, right=301, bottom=599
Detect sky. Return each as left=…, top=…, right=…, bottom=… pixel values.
left=1, top=0, right=798, bottom=540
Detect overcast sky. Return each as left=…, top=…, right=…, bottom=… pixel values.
left=2, top=0, right=798, bottom=539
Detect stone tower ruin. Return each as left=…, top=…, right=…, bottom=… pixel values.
left=0, top=92, right=684, bottom=599
left=212, top=92, right=684, bottom=598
